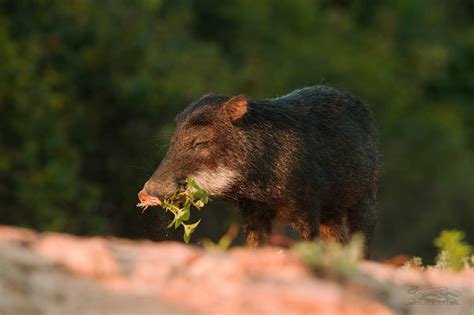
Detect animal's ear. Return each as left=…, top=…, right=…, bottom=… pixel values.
left=222, top=95, right=248, bottom=121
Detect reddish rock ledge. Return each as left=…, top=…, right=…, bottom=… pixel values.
left=0, top=225, right=472, bottom=315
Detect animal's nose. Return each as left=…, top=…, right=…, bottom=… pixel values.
left=137, top=189, right=162, bottom=206
left=138, top=189, right=150, bottom=203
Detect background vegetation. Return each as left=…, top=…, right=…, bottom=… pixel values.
left=0, top=0, right=472, bottom=261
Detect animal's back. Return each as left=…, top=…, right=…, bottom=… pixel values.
left=269, top=85, right=379, bottom=193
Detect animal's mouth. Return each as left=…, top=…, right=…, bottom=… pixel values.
left=136, top=189, right=162, bottom=210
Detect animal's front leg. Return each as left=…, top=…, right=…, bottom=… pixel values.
left=239, top=201, right=275, bottom=247
left=242, top=222, right=271, bottom=247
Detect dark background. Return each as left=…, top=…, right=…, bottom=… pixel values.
left=0, top=0, right=472, bottom=261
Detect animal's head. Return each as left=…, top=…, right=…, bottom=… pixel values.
left=138, top=94, right=249, bottom=207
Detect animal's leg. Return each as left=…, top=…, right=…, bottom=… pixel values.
left=319, top=217, right=350, bottom=244
left=291, top=210, right=319, bottom=241
left=347, top=196, right=377, bottom=259
left=240, top=202, right=275, bottom=247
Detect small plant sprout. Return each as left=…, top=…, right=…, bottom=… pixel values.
left=137, top=178, right=209, bottom=244
left=434, top=250, right=450, bottom=270
left=293, top=234, right=364, bottom=278
left=402, top=256, right=424, bottom=269
left=202, top=223, right=240, bottom=250
left=434, top=230, right=472, bottom=271
left=401, top=229, right=472, bottom=272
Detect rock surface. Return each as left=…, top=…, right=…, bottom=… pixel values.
left=0, top=225, right=472, bottom=315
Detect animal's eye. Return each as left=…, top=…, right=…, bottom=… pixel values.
left=193, top=140, right=209, bottom=149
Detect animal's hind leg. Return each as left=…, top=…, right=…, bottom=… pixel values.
left=348, top=196, right=377, bottom=259
left=291, top=211, right=319, bottom=241
left=319, top=215, right=350, bottom=244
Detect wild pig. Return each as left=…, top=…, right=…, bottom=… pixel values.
left=138, top=86, right=380, bottom=257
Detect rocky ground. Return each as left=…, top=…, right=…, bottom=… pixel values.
left=0, top=225, right=472, bottom=315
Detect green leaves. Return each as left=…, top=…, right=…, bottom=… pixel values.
left=183, top=220, right=201, bottom=244
left=434, top=230, right=472, bottom=271
left=161, top=178, right=209, bottom=244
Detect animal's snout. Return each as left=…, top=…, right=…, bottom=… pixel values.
left=138, top=189, right=150, bottom=203
left=137, top=188, right=161, bottom=208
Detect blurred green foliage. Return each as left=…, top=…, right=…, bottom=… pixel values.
left=403, top=229, right=472, bottom=271
left=434, top=230, right=472, bottom=271
left=294, top=234, right=364, bottom=278
left=0, top=0, right=472, bottom=260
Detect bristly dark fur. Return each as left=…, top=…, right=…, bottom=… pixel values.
left=142, top=85, right=380, bottom=258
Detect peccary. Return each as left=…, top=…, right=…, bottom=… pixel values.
left=138, top=86, right=380, bottom=257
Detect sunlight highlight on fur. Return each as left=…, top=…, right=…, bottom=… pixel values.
left=190, top=167, right=237, bottom=195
